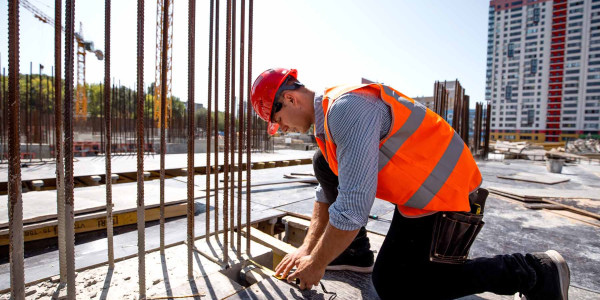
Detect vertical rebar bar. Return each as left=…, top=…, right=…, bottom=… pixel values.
left=54, top=0, right=67, bottom=282
left=160, top=0, right=170, bottom=255
left=214, top=0, right=220, bottom=242
left=104, top=0, right=115, bottom=269
left=8, top=0, right=24, bottom=298
left=237, top=0, right=245, bottom=256
left=484, top=103, right=491, bottom=159
left=38, top=65, right=43, bottom=161
left=224, top=0, right=232, bottom=265
left=64, top=0, right=77, bottom=297
left=136, top=0, right=146, bottom=296
left=187, top=0, right=197, bottom=279
left=246, top=0, right=253, bottom=253
left=26, top=65, right=30, bottom=162
left=230, top=0, right=237, bottom=250
left=1, top=63, right=4, bottom=164
left=206, top=0, right=214, bottom=240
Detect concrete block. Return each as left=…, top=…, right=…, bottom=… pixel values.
left=111, top=174, right=119, bottom=184
left=31, top=180, right=44, bottom=191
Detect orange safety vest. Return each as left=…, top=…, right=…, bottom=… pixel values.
left=314, top=84, right=482, bottom=217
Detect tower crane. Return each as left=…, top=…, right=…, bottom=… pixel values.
left=154, top=0, right=174, bottom=128
left=20, top=0, right=104, bottom=120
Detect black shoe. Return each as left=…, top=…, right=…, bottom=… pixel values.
left=326, top=227, right=374, bottom=273
left=522, top=250, right=570, bottom=300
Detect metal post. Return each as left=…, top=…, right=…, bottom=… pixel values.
left=8, top=0, right=25, bottom=297
left=136, top=0, right=146, bottom=296
left=54, top=0, right=67, bottom=282
left=160, top=0, right=170, bottom=255
left=64, top=0, right=77, bottom=297
left=104, top=0, right=115, bottom=269
left=187, top=0, right=196, bottom=279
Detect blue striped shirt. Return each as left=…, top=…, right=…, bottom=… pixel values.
left=314, top=91, right=392, bottom=230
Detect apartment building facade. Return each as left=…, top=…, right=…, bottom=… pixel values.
left=486, top=0, right=600, bottom=142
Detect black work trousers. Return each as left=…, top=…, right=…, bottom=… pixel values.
left=312, top=149, right=540, bottom=300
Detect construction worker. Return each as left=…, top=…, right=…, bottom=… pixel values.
left=250, top=68, right=570, bottom=300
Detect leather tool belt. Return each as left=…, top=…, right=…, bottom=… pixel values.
left=429, top=188, right=489, bottom=264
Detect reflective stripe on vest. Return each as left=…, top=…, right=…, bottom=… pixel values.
left=317, top=84, right=482, bottom=217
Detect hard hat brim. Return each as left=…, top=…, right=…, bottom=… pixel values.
left=267, top=122, right=279, bottom=135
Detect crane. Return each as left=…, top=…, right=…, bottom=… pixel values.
left=20, top=0, right=104, bottom=120
left=153, top=0, right=174, bottom=128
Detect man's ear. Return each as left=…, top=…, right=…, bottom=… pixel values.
left=284, top=92, right=295, bottom=105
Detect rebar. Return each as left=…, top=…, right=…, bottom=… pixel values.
left=237, top=0, right=245, bottom=256
left=224, top=0, right=232, bottom=265
left=187, top=0, right=197, bottom=279
left=159, top=0, right=170, bottom=255
left=214, top=0, right=220, bottom=242
left=104, top=0, right=115, bottom=269
left=54, top=0, right=67, bottom=282
left=64, top=0, right=77, bottom=297
left=38, top=65, right=42, bottom=162
left=206, top=0, right=214, bottom=240
left=246, top=0, right=253, bottom=253
left=136, top=0, right=146, bottom=296
left=8, top=0, right=25, bottom=298
left=230, top=0, right=237, bottom=250
left=484, top=103, right=492, bottom=159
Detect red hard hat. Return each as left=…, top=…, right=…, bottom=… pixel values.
left=251, top=68, right=298, bottom=135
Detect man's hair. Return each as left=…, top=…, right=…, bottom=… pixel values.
left=275, top=77, right=304, bottom=103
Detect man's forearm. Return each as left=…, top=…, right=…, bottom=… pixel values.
left=311, top=224, right=359, bottom=268
left=302, top=201, right=330, bottom=252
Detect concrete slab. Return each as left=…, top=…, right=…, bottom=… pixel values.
left=0, top=150, right=315, bottom=183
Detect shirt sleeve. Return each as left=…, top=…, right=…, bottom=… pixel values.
left=326, top=93, right=380, bottom=231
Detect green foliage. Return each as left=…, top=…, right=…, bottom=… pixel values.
left=1, top=74, right=231, bottom=130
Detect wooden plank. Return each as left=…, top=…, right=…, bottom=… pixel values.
left=497, top=173, right=570, bottom=185
left=0, top=203, right=189, bottom=245
left=242, top=227, right=296, bottom=268
left=0, top=191, right=107, bottom=228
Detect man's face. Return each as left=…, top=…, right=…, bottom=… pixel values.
left=271, top=92, right=312, bottom=134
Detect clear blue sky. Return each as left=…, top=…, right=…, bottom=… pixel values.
left=1, top=0, right=490, bottom=108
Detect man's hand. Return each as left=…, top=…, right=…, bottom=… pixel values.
left=274, top=244, right=310, bottom=279
left=287, top=255, right=326, bottom=290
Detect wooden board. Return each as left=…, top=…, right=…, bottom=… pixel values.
left=0, top=178, right=196, bottom=229
left=497, top=172, right=570, bottom=185
left=0, top=202, right=190, bottom=245
left=488, top=187, right=600, bottom=201
left=0, top=190, right=106, bottom=228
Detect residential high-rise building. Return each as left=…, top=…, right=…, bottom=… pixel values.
left=486, top=0, right=600, bottom=142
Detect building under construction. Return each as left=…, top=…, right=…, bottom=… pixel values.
left=1, top=0, right=600, bottom=299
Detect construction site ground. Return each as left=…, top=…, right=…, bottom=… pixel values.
left=1, top=150, right=599, bottom=299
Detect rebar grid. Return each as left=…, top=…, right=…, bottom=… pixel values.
left=206, top=0, right=215, bottom=240
left=4, top=1, right=261, bottom=297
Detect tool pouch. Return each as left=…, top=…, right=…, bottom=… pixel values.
left=429, top=188, right=488, bottom=264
